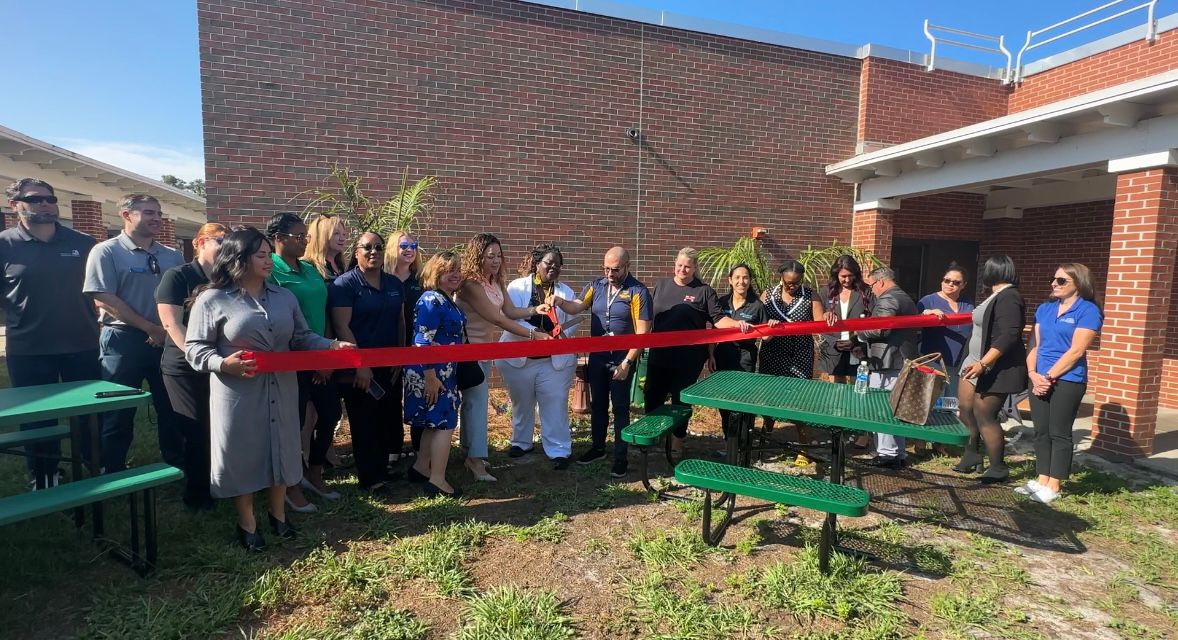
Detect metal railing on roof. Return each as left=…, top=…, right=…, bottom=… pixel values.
left=1014, top=0, right=1160, bottom=83
left=923, top=20, right=1013, bottom=83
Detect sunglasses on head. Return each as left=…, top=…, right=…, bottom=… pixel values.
left=1051, top=277, right=1071, bottom=286
left=14, top=195, right=58, bottom=205
left=942, top=278, right=963, bottom=286
left=399, top=241, right=418, bottom=250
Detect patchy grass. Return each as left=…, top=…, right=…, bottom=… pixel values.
left=624, top=571, right=758, bottom=640
left=454, top=585, right=575, bottom=640
left=627, top=527, right=720, bottom=569
left=272, top=607, right=429, bottom=640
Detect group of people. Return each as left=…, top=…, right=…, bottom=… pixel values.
left=1, top=176, right=1100, bottom=552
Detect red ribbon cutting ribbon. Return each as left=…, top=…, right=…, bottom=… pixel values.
left=246, top=313, right=970, bottom=373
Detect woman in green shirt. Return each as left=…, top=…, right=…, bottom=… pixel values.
left=267, top=213, right=341, bottom=511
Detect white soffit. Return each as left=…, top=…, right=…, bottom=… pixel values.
left=826, top=69, right=1178, bottom=196
left=0, top=124, right=205, bottom=225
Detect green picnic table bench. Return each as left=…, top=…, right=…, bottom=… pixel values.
left=620, top=404, right=692, bottom=499
left=680, top=371, right=968, bottom=573
left=0, top=381, right=181, bottom=575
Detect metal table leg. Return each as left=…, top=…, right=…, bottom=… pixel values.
left=87, top=414, right=104, bottom=539
left=819, top=428, right=844, bottom=574
left=69, top=415, right=85, bottom=528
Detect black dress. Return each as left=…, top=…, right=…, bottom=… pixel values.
left=715, top=294, right=768, bottom=373
left=759, top=284, right=817, bottom=379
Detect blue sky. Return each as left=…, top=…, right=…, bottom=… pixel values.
left=0, top=0, right=1158, bottom=182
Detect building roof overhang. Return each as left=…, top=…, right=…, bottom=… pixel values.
left=826, top=69, right=1178, bottom=205
left=0, top=124, right=205, bottom=228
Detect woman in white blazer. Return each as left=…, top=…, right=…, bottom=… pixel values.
left=498, top=244, right=579, bottom=469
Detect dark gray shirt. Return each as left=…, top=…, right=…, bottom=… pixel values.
left=0, top=222, right=99, bottom=355
left=84, top=232, right=183, bottom=328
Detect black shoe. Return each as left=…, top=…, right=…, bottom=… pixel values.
left=610, top=460, right=628, bottom=478
left=508, top=445, right=533, bottom=458
left=577, top=448, right=606, bottom=465
left=407, top=466, right=429, bottom=483
left=268, top=513, right=297, bottom=539
left=867, top=456, right=905, bottom=470
left=978, top=465, right=1009, bottom=484
left=237, top=525, right=266, bottom=552
left=552, top=457, right=570, bottom=470
left=423, top=481, right=462, bottom=498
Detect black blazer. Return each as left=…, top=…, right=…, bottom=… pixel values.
left=975, top=286, right=1028, bottom=394
left=818, top=287, right=871, bottom=374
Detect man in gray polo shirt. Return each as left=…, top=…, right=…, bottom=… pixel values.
left=1, top=178, right=100, bottom=488
left=84, top=194, right=184, bottom=472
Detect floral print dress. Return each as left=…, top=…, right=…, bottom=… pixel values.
left=404, top=290, right=466, bottom=430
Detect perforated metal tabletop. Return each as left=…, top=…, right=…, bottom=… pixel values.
left=681, top=371, right=967, bottom=445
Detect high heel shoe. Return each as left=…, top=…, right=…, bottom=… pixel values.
left=268, top=512, right=298, bottom=539
left=465, top=458, right=497, bottom=482
left=284, top=494, right=319, bottom=514
left=300, top=476, right=341, bottom=500
left=952, top=442, right=984, bottom=473
left=237, top=525, right=266, bottom=552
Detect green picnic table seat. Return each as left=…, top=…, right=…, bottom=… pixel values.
left=675, top=458, right=870, bottom=567
left=0, top=463, right=183, bottom=575
left=621, top=404, right=693, bottom=498
left=0, top=424, right=71, bottom=451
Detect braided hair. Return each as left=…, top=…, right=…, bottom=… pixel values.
left=519, top=243, right=563, bottom=276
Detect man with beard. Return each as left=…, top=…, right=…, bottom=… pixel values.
left=0, top=178, right=100, bottom=488
left=554, top=246, right=652, bottom=478
left=84, top=194, right=184, bottom=472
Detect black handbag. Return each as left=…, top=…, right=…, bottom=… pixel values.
left=456, top=325, right=485, bottom=391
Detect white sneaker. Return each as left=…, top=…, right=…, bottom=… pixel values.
left=1014, top=479, right=1043, bottom=495
left=1031, top=486, right=1061, bottom=504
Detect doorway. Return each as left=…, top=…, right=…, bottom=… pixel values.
left=892, top=239, right=980, bottom=302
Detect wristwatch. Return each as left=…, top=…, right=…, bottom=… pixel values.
left=623, top=358, right=635, bottom=367
left=980, top=362, right=993, bottom=373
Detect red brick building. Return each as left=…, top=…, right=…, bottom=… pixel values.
left=199, top=0, right=1178, bottom=458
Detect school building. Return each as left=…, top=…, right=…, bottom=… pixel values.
left=198, top=0, right=1178, bottom=459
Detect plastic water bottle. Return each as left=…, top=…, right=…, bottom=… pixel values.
left=854, top=361, right=870, bottom=394
left=934, top=396, right=959, bottom=412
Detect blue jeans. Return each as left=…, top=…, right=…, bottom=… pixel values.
left=458, top=361, right=492, bottom=459
left=870, top=370, right=904, bottom=459
left=99, top=326, right=180, bottom=472
left=6, top=349, right=100, bottom=481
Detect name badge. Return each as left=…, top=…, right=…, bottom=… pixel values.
left=129, top=267, right=147, bottom=273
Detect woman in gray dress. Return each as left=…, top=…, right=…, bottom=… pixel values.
left=186, top=228, right=353, bottom=551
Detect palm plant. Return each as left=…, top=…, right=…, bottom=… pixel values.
left=697, top=236, right=772, bottom=292
left=295, top=164, right=437, bottom=253
left=797, top=243, right=883, bottom=293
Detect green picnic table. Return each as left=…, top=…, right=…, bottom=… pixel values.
left=0, top=380, right=152, bottom=535
left=680, top=371, right=968, bottom=571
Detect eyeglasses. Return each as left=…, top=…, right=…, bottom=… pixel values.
left=278, top=232, right=308, bottom=242
left=540, top=259, right=562, bottom=269
left=399, top=241, right=418, bottom=250
left=147, top=254, right=160, bottom=275
left=942, top=278, right=963, bottom=286
left=358, top=243, right=384, bottom=252
left=603, top=266, right=623, bottom=273
left=1051, top=277, right=1071, bottom=286
left=14, top=195, right=58, bottom=205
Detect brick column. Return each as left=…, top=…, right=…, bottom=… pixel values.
left=70, top=200, right=107, bottom=243
left=2, top=206, right=15, bottom=229
left=1091, top=167, right=1178, bottom=458
left=159, top=218, right=177, bottom=250
left=850, top=200, right=899, bottom=261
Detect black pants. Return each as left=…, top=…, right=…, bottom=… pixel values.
left=161, top=373, right=211, bottom=505
left=341, top=367, right=397, bottom=488
left=644, top=355, right=706, bottom=438
left=1029, top=380, right=1087, bottom=480
left=387, top=369, right=408, bottom=455
left=297, top=371, right=343, bottom=467
left=6, top=349, right=101, bottom=483
left=588, top=351, right=633, bottom=463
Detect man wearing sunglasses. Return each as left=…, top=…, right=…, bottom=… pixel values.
left=83, top=194, right=184, bottom=472
left=0, top=178, right=101, bottom=489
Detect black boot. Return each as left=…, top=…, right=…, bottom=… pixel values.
left=236, top=525, right=266, bottom=552
left=268, top=512, right=298, bottom=539
left=952, top=437, right=984, bottom=473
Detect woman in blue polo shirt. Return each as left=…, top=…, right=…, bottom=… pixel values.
left=1021, top=263, right=1102, bottom=504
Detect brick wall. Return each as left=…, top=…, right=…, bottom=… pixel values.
left=891, top=192, right=986, bottom=242
left=69, top=200, right=107, bottom=244
left=857, top=57, right=1008, bottom=149
left=198, top=0, right=859, bottom=288
left=1010, top=26, right=1178, bottom=113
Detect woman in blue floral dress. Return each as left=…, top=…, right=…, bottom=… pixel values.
left=405, top=251, right=467, bottom=497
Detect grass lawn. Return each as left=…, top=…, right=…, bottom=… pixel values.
left=0, top=376, right=1175, bottom=639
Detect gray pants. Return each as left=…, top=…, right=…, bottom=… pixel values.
left=870, top=370, right=904, bottom=459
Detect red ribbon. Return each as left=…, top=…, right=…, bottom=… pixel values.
left=247, top=313, right=970, bottom=373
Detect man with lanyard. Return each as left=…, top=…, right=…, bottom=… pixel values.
left=84, top=194, right=184, bottom=472
left=554, top=246, right=652, bottom=477
left=0, top=178, right=100, bottom=489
